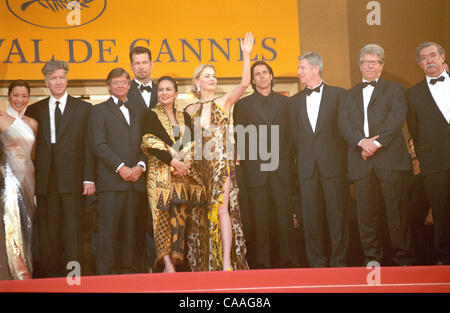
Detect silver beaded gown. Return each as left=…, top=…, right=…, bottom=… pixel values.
left=0, top=107, right=35, bottom=280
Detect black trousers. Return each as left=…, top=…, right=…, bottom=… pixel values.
left=299, top=165, right=349, bottom=267
left=353, top=168, right=415, bottom=266
left=248, top=174, right=299, bottom=269
left=95, top=189, right=145, bottom=275
left=35, top=159, right=84, bottom=277
left=422, top=170, right=450, bottom=264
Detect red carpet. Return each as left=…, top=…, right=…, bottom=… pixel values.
left=0, top=266, right=449, bottom=293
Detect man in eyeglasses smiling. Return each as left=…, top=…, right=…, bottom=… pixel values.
left=88, top=68, right=147, bottom=275
left=338, top=44, right=414, bottom=267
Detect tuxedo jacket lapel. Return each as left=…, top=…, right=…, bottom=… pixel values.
left=40, top=97, right=52, bottom=148
left=368, top=78, right=387, bottom=108
left=130, top=80, right=149, bottom=112
left=314, top=84, right=329, bottom=134
left=56, top=95, right=75, bottom=142
left=348, top=85, right=365, bottom=133
left=107, top=98, right=130, bottom=127
left=352, top=84, right=364, bottom=114
left=420, top=80, right=449, bottom=125
left=298, top=93, right=314, bottom=134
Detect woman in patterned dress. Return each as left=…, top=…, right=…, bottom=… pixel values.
left=141, top=76, right=205, bottom=272
left=185, top=32, right=254, bottom=271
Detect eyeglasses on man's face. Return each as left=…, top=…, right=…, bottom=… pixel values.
left=360, top=60, right=382, bottom=66
left=110, top=80, right=130, bottom=86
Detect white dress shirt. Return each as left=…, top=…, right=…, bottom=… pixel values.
left=306, top=82, right=323, bottom=133
left=110, top=95, right=146, bottom=173
left=49, top=92, right=68, bottom=144
left=426, top=70, right=450, bottom=123
left=111, top=95, right=130, bottom=125
left=134, top=79, right=153, bottom=108
left=360, top=78, right=381, bottom=147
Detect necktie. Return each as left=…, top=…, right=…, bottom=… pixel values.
left=362, top=81, right=377, bottom=88
left=304, top=83, right=322, bottom=96
left=55, top=100, right=62, bottom=136
left=430, top=76, right=445, bottom=85
left=139, top=84, right=152, bottom=92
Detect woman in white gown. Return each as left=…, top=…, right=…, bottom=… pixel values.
left=0, top=80, right=37, bottom=280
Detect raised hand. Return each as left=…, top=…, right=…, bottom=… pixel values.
left=240, top=32, right=254, bottom=56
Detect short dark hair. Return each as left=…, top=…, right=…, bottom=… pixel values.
left=106, top=67, right=131, bottom=85
left=129, top=46, right=152, bottom=63
left=250, top=60, right=274, bottom=91
left=8, top=79, right=30, bottom=96
left=157, top=76, right=178, bottom=92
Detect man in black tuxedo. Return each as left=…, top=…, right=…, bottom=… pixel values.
left=233, top=61, right=299, bottom=269
left=406, top=41, right=449, bottom=265
left=338, top=44, right=414, bottom=266
left=25, top=59, right=95, bottom=277
left=128, top=46, right=158, bottom=114
left=127, top=46, right=158, bottom=272
left=289, top=52, right=349, bottom=267
left=88, top=68, right=147, bottom=275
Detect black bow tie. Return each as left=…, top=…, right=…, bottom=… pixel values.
left=362, top=81, right=377, bottom=88
left=430, top=76, right=445, bottom=85
left=117, top=100, right=129, bottom=109
left=139, top=84, right=152, bottom=92
left=304, top=83, right=322, bottom=96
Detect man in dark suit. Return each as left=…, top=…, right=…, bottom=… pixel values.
left=25, top=59, right=95, bottom=277
left=127, top=46, right=158, bottom=272
left=406, top=41, right=449, bottom=265
left=233, top=61, right=299, bottom=269
left=128, top=46, right=158, bottom=114
left=289, top=52, right=349, bottom=267
left=338, top=44, right=414, bottom=266
left=88, top=68, right=147, bottom=275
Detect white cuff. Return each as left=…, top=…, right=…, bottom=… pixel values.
left=137, top=161, right=146, bottom=171
left=116, top=162, right=125, bottom=173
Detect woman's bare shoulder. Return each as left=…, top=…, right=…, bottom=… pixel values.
left=23, top=115, right=38, bottom=132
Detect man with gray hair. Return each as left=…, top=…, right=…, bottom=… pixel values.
left=25, top=59, right=95, bottom=277
left=338, top=44, right=414, bottom=266
left=289, top=52, right=349, bottom=267
left=406, top=41, right=449, bottom=265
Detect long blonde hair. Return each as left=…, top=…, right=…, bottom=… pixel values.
left=191, top=64, right=216, bottom=99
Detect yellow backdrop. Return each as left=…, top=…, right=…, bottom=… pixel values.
left=0, top=0, right=300, bottom=80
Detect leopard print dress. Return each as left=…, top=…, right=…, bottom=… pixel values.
left=185, top=100, right=248, bottom=271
